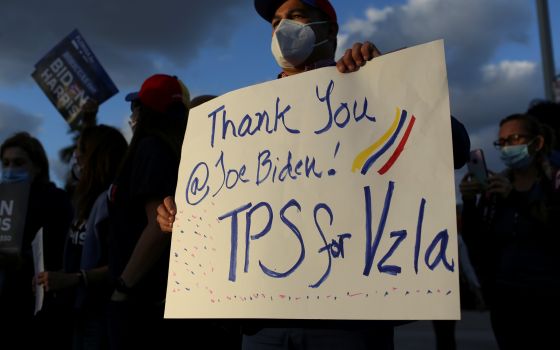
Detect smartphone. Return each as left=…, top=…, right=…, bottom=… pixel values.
left=467, top=149, right=488, bottom=186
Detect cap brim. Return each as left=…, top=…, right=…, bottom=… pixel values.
left=125, top=92, right=139, bottom=102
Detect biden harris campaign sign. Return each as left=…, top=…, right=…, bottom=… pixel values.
left=0, top=182, right=30, bottom=256
left=165, top=40, right=460, bottom=320
left=32, top=29, right=118, bottom=125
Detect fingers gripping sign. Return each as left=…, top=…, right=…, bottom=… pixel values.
left=157, top=196, right=177, bottom=233
left=336, top=41, right=382, bottom=73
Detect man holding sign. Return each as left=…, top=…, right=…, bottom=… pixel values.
left=159, top=1, right=470, bottom=349
left=157, top=5, right=382, bottom=227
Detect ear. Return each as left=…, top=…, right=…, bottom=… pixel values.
left=533, top=135, right=545, bottom=152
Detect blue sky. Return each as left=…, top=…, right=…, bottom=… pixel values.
left=1, top=0, right=559, bottom=189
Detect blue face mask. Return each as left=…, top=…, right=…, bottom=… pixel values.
left=500, top=144, right=534, bottom=169
left=1, top=168, right=31, bottom=183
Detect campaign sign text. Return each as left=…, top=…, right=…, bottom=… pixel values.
left=31, top=29, right=118, bottom=124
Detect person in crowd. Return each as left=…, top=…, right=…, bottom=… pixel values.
left=157, top=1, right=471, bottom=349
left=527, top=100, right=560, bottom=167
left=460, top=113, right=560, bottom=349
left=63, top=99, right=100, bottom=197
left=36, top=125, right=128, bottom=350
left=0, top=132, right=73, bottom=347
left=106, top=74, right=190, bottom=349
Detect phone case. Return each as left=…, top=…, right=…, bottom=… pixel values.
left=468, top=149, right=488, bottom=185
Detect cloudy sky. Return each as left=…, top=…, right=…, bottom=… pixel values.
left=0, top=0, right=559, bottom=190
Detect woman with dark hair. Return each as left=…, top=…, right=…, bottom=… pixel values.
left=0, top=132, right=73, bottom=347
left=460, top=114, right=560, bottom=349
left=36, top=125, right=128, bottom=350
left=1, top=131, right=50, bottom=184
left=106, top=74, right=189, bottom=349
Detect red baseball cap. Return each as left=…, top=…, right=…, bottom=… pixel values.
left=254, top=0, right=337, bottom=23
left=125, top=74, right=190, bottom=114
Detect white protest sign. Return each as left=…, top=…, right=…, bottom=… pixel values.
left=32, top=228, right=44, bottom=315
left=165, top=40, right=459, bottom=320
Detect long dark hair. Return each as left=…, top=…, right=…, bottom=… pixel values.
left=75, top=125, right=127, bottom=222
left=527, top=101, right=560, bottom=152
left=0, top=131, right=50, bottom=184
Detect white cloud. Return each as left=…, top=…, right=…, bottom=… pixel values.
left=482, top=60, right=537, bottom=82
left=336, top=0, right=531, bottom=85
left=365, top=7, right=394, bottom=23
left=451, top=59, right=541, bottom=133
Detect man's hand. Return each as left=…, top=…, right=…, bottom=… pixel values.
left=156, top=196, right=177, bottom=233
left=336, top=41, right=382, bottom=73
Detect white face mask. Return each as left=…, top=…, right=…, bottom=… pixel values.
left=271, top=19, right=329, bottom=69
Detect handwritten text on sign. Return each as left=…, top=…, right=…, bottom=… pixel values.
left=165, top=40, right=459, bottom=320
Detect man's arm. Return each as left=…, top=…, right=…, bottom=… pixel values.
left=113, top=199, right=170, bottom=299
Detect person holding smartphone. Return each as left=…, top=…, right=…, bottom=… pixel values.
left=459, top=113, right=560, bottom=350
